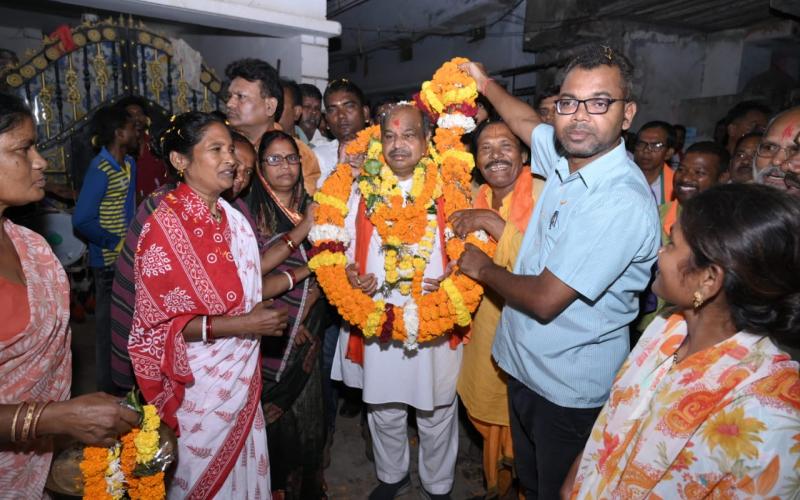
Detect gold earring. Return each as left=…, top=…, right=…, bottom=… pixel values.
left=692, top=291, right=704, bottom=309
left=177, top=169, right=184, bottom=179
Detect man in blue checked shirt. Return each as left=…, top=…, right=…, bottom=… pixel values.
left=458, top=46, right=659, bottom=499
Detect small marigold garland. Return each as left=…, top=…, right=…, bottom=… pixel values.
left=80, top=403, right=165, bottom=499
left=309, top=57, right=494, bottom=350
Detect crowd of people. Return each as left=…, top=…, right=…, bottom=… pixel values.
left=0, top=43, right=798, bottom=500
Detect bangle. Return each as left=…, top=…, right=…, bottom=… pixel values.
left=10, top=402, right=25, bottom=443
left=281, top=233, right=296, bottom=252
left=286, top=268, right=298, bottom=286
left=207, top=316, right=215, bottom=343
left=20, top=402, right=36, bottom=442
left=282, top=270, right=294, bottom=290
left=31, top=401, right=50, bottom=440
left=479, top=77, right=494, bottom=95
left=201, top=315, right=208, bottom=344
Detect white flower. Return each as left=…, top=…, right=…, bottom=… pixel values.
left=444, top=227, right=456, bottom=241
left=437, top=113, right=477, bottom=133
left=472, top=230, right=490, bottom=242
left=309, top=224, right=351, bottom=245
left=403, top=300, right=419, bottom=352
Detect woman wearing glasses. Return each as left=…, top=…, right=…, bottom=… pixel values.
left=247, top=130, right=328, bottom=499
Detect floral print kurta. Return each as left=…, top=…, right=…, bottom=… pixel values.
left=572, top=314, right=800, bottom=499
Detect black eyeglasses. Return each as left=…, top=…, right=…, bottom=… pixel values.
left=756, top=142, right=800, bottom=160
left=555, top=98, right=627, bottom=115
left=634, top=140, right=667, bottom=152
left=262, top=154, right=301, bottom=166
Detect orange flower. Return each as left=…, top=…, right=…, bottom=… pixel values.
left=662, top=390, right=726, bottom=437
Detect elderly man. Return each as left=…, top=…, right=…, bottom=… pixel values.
left=451, top=120, right=544, bottom=498
left=633, top=121, right=676, bottom=204
left=459, top=45, right=660, bottom=498
left=755, top=106, right=800, bottom=195
left=225, top=58, right=320, bottom=194
left=331, top=103, right=460, bottom=500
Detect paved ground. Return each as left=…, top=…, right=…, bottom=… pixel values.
left=69, top=318, right=488, bottom=499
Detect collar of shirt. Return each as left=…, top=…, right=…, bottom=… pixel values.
left=553, top=137, right=630, bottom=188
left=99, top=146, right=131, bottom=172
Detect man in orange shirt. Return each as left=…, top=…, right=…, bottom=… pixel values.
left=633, top=121, right=676, bottom=205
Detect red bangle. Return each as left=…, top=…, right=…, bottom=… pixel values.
left=281, top=233, right=296, bottom=251
left=286, top=268, right=297, bottom=285
left=207, top=316, right=214, bottom=342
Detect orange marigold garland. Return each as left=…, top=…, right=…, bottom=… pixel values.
left=80, top=393, right=167, bottom=499
left=309, top=58, right=494, bottom=350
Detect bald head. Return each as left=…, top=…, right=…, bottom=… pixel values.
left=380, top=105, right=431, bottom=180
left=755, top=106, right=800, bottom=194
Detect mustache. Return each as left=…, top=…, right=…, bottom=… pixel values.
left=388, top=148, right=411, bottom=157
left=485, top=159, right=512, bottom=169
left=785, top=171, right=800, bottom=189
left=756, top=165, right=785, bottom=183
left=563, top=123, right=594, bottom=133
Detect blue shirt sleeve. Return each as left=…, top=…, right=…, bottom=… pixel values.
left=544, top=191, right=657, bottom=302
left=72, top=164, right=121, bottom=250
left=530, top=124, right=559, bottom=178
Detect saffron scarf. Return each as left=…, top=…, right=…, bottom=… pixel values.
left=0, top=219, right=71, bottom=498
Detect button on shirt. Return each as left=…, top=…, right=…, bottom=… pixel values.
left=492, top=124, right=660, bottom=409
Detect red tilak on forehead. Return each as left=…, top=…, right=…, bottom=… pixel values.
left=392, top=118, right=400, bottom=127
left=781, top=124, right=796, bottom=141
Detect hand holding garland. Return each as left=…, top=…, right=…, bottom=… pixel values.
left=449, top=208, right=506, bottom=240
left=458, top=60, right=541, bottom=147
left=0, top=393, right=139, bottom=448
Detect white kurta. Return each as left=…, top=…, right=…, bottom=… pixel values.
left=331, top=179, right=462, bottom=411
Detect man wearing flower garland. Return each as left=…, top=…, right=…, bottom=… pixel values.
left=329, top=103, right=461, bottom=500
left=459, top=46, right=660, bottom=498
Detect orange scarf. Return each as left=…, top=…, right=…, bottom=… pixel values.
left=663, top=200, right=679, bottom=240
left=474, top=170, right=536, bottom=233
left=347, top=196, right=450, bottom=365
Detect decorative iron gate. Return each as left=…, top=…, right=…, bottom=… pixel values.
left=1, top=16, right=226, bottom=190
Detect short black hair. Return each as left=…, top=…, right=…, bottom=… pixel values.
left=116, top=95, right=149, bottom=116
left=734, top=131, right=763, bottom=150
left=323, top=78, right=366, bottom=109
left=281, top=79, right=302, bottom=108
left=637, top=120, right=676, bottom=149
left=92, top=104, right=132, bottom=149
left=0, top=92, right=32, bottom=135
left=563, top=44, right=635, bottom=100
left=673, top=123, right=686, bottom=134
left=680, top=184, right=800, bottom=346
left=299, top=83, right=322, bottom=102
left=534, top=85, right=560, bottom=108
left=476, top=94, right=499, bottom=122
left=685, top=140, right=731, bottom=174
left=725, top=100, right=772, bottom=125
left=225, top=58, right=283, bottom=120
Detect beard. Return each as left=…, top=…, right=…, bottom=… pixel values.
left=555, top=123, right=616, bottom=159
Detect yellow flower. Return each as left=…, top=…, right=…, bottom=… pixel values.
left=701, top=406, right=766, bottom=460
left=368, top=140, right=383, bottom=159
left=314, top=192, right=349, bottom=216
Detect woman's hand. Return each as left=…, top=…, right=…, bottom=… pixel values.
left=449, top=208, right=505, bottom=240
left=346, top=263, right=379, bottom=296
left=246, top=300, right=289, bottom=336
left=40, top=393, right=140, bottom=447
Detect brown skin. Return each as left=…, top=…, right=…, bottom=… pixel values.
left=537, top=94, right=557, bottom=125
left=726, top=109, right=768, bottom=154
left=783, top=129, right=800, bottom=195
left=226, top=77, right=278, bottom=146
left=299, top=95, right=322, bottom=140
left=230, top=139, right=256, bottom=199
left=756, top=107, right=800, bottom=194
left=324, top=89, right=369, bottom=143
left=458, top=61, right=637, bottom=321
left=258, top=137, right=317, bottom=300
left=673, top=152, right=728, bottom=205
left=345, top=106, right=447, bottom=295
left=729, top=135, right=759, bottom=184
left=124, top=103, right=147, bottom=143
left=171, top=123, right=289, bottom=341
left=449, top=122, right=526, bottom=240
left=278, top=86, right=303, bottom=137
left=634, top=126, right=674, bottom=185
left=0, top=116, right=139, bottom=446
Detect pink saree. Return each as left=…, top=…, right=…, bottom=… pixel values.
left=0, top=219, right=71, bottom=498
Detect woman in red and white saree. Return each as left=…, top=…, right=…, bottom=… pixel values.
left=129, top=114, right=284, bottom=499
